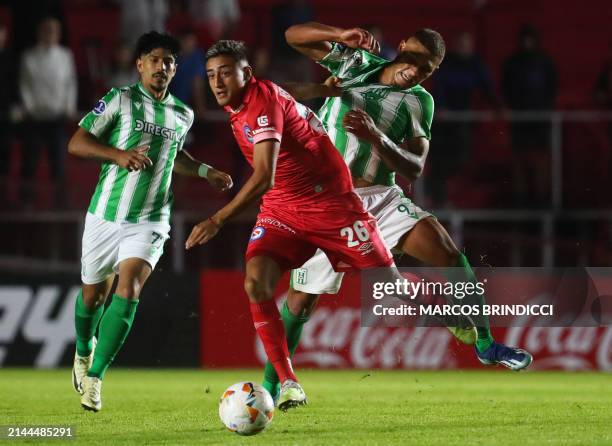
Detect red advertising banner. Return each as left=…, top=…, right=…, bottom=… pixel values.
left=200, top=270, right=612, bottom=371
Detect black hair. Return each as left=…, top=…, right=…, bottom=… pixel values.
left=134, top=31, right=180, bottom=61
left=206, top=40, right=249, bottom=63
left=414, top=28, right=446, bottom=60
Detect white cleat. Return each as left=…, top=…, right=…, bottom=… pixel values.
left=72, top=337, right=97, bottom=395
left=277, top=380, right=307, bottom=412
left=80, top=376, right=102, bottom=412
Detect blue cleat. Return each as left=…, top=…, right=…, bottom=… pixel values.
left=476, top=342, right=533, bottom=371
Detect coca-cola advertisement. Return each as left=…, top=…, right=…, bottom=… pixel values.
left=199, top=270, right=612, bottom=371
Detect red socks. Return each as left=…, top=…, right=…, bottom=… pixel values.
left=249, top=300, right=297, bottom=383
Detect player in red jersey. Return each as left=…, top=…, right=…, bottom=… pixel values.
left=185, top=40, right=394, bottom=411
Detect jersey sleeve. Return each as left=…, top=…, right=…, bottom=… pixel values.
left=248, top=93, right=284, bottom=145
left=79, top=88, right=122, bottom=138
left=177, top=108, right=195, bottom=152
left=405, top=90, right=434, bottom=140
left=317, top=42, right=355, bottom=76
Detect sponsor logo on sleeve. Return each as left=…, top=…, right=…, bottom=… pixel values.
left=257, top=115, right=269, bottom=127
left=252, top=127, right=276, bottom=136
left=93, top=100, right=106, bottom=116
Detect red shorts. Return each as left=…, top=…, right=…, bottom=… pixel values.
left=245, top=206, right=393, bottom=272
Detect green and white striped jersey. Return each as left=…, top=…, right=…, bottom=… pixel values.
left=79, top=82, right=194, bottom=225
left=317, top=43, right=434, bottom=186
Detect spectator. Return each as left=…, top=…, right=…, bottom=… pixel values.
left=502, top=24, right=557, bottom=207
left=169, top=28, right=206, bottom=120
left=8, top=0, right=65, bottom=56
left=428, top=31, right=500, bottom=207
left=115, top=0, right=168, bottom=47
left=19, top=16, right=77, bottom=208
left=104, top=42, right=138, bottom=90
left=434, top=32, right=499, bottom=111
left=188, top=0, right=240, bottom=40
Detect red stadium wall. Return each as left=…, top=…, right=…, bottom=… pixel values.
left=199, top=270, right=612, bottom=371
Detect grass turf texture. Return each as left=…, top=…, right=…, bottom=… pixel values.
left=0, top=369, right=611, bottom=445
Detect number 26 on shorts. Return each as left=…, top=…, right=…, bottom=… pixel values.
left=340, top=221, right=370, bottom=247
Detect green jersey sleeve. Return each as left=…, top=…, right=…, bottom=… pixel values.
left=317, top=42, right=354, bottom=76
left=79, top=88, right=121, bottom=138
left=404, top=88, right=434, bottom=140
left=318, top=42, right=388, bottom=83
left=178, top=108, right=195, bottom=152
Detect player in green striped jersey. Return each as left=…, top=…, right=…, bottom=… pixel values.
left=68, top=32, right=232, bottom=412
left=262, top=23, right=533, bottom=399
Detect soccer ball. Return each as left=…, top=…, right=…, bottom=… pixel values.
left=218, top=382, right=274, bottom=435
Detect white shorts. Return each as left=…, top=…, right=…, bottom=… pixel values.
left=291, top=185, right=432, bottom=294
left=80, top=212, right=170, bottom=285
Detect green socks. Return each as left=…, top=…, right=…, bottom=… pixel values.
left=259, top=254, right=495, bottom=397
left=454, top=254, right=494, bottom=352
left=74, top=290, right=104, bottom=357
left=262, top=300, right=310, bottom=397
left=87, top=294, right=139, bottom=379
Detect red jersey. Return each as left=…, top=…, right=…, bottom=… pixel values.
left=225, top=77, right=357, bottom=213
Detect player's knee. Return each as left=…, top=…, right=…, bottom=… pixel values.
left=82, top=285, right=109, bottom=308
left=115, top=281, right=144, bottom=300
left=82, top=292, right=106, bottom=309
left=444, top=248, right=461, bottom=267
left=244, top=276, right=273, bottom=302
left=287, top=289, right=319, bottom=317
left=426, top=219, right=462, bottom=267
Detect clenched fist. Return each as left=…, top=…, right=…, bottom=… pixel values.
left=206, top=168, right=233, bottom=192
left=114, top=145, right=153, bottom=172
left=338, top=28, right=380, bottom=54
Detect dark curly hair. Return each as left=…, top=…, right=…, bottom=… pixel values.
left=134, top=31, right=180, bottom=60
left=206, top=40, right=249, bottom=63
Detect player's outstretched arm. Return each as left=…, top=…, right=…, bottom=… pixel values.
left=173, top=150, right=233, bottom=192
left=281, top=76, right=342, bottom=100
left=185, top=139, right=280, bottom=249
left=343, top=110, right=428, bottom=182
left=68, top=127, right=152, bottom=172
left=285, top=22, right=379, bottom=61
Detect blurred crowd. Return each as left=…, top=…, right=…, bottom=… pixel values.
left=0, top=0, right=610, bottom=212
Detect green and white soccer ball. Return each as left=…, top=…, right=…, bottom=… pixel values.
left=219, top=382, right=274, bottom=435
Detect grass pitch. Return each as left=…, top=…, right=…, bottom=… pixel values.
left=1, top=369, right=611, bottom=445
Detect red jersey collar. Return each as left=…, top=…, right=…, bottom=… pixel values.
left=224, top=76, right=257, bottom=115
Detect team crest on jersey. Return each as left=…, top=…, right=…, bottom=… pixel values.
left=249, top=226, right=265, bottom=241
left=294, top=268, right=308, bottom=285
left=353, top=52, right=363, bottom=66
left=93, top=99, right=106, bottom=115
left=243, top=124, right=254, bottom=143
